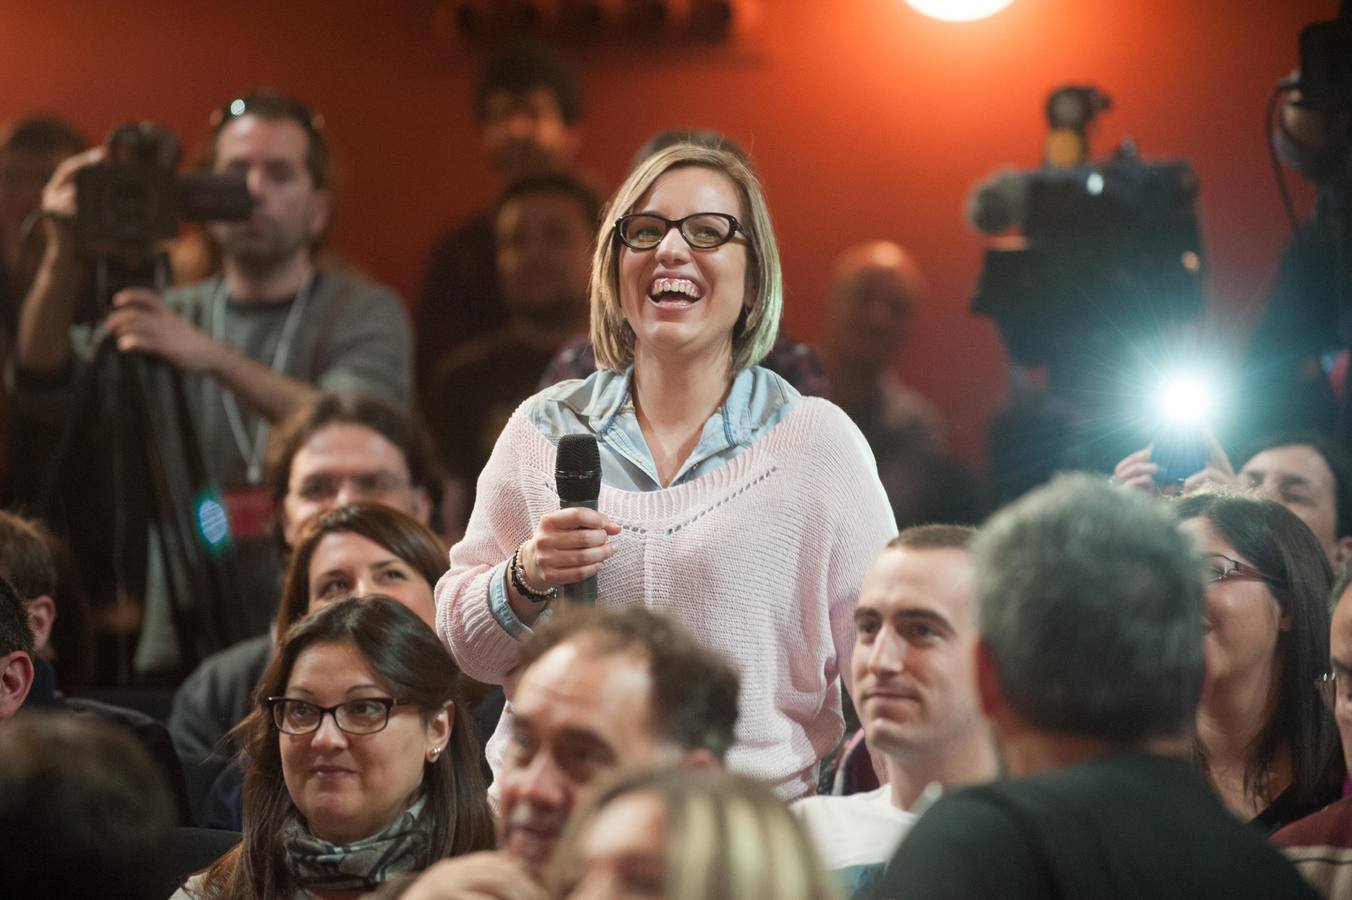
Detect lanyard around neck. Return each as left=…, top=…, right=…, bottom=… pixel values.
left=209, top=275, right=314, bottom=484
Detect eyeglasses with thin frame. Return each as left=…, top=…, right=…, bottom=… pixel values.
left=267, top=696, right=410, bottom=736
left=614, top=212, right=743, bottom=251
left=1316, top=671, right=1350, bottom=711
left=1202, top=552, right=1282, bottom=588
left=290, top=472, right=412, bottom=503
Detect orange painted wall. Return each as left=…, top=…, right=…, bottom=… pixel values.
left=0, top=0, right=1331, bottom=467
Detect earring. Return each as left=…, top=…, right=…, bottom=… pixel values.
left=428, top=745, right=442, bottom=762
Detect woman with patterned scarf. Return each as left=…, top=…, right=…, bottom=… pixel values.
left=173, top=596, right=495, bottom=899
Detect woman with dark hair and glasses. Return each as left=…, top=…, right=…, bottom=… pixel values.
left=1174, top=491, right=1341, bottom=831
left=174, top=596, right=494, bottom=899
left=192, top=504, right=492, bottom=833
left=438, top=142, right=895, bottom=800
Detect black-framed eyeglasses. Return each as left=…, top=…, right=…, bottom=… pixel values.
left=1202, top=553, right=1283, bottom=589
left=614, top=212, right=743, bottom=251
left=211, top=92, right=325, bottom=136
left=267, top=696, right=409, bottom=736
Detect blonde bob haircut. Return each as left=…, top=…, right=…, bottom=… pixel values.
left=549, top=767, right=840, bottom=900
left=589, top=143, right=783, bottom=375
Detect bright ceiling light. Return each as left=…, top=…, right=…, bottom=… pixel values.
left=904, top=0, right=1016, bottom=22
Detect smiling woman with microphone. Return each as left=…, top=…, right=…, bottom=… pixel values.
left=435, top=141, right=895, bottom=801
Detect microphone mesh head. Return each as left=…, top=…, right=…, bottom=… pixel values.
left=556, top=434, right=601, bottom=501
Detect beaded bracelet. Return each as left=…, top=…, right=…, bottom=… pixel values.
left=510, top=544, right=558, bottom=604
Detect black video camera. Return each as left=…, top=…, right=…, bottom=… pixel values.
left=75, top=122, right=251, bottom=261
left=972, top=147, right=1205, bottom=369
left=1297, top=5, right=1352, bottom=112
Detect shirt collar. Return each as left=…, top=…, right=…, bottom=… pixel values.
left=571, top=366, right=758, bottom=446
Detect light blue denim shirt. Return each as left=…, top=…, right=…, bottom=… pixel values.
left=488, top=364, right=802, bottom=635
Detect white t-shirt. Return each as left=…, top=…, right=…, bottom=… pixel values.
left=792, top=785, right=919, bottom=896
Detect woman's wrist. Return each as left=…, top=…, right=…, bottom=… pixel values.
left=510, top=541, right=557, bottom=604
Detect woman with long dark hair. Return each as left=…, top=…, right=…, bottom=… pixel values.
left=174, top=596, right=494, bottom=898
left=1175, top=491, right=1341, bottom=831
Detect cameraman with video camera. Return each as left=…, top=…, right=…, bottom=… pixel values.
left=1242, top=6, right=1352, bottom=446
left=11, top=92, right=412, bottom=680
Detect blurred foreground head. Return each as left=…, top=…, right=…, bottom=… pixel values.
left=550, top=767, right=838, bottom=900
left=0, top=712, right=175, bottom=899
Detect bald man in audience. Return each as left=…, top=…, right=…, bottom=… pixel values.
left=1275, top=568, right=1352, bottom=897
left=794, top=525, right=997, bottom=896
left=382, top=607, right=739, bottom=900
left=821, top=241, right=978, bottom=528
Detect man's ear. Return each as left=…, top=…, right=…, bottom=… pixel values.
left=308, top=189, right=333, bottom=240
left=26, top=595, right=56, bottom=656
left=561, top=124, right=584, bottom=166
left=1333, top=536, right=1352, bottom=569
left=276, top=497, right=296, bottom=550
left=0, top=651, right=35, bottom=720
left=975, top=640, right=1004, bottom=723
left=411, top=487, right=432, bottom=531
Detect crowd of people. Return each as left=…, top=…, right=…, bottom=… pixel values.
left=1, top=34, right=1351, bottom=900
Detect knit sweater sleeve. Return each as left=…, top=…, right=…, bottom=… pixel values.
left=435, top=408, right=546, bottom=683
left=806, top=399, right=898, bottom=697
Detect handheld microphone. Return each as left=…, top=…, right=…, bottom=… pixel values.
left=555, top=433, right=602, bottom=606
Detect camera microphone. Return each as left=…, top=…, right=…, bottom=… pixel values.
left=556, top=433, right=602, bottom=606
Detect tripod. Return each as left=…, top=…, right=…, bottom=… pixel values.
left=39, top=252, right=243, bottom=683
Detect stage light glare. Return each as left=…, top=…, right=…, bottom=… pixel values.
left=1158, top=374, right=1213, bottom=426
left=904, top=0, right=1016, bottom=22
left=1086, top=171, right=1105, bottom=195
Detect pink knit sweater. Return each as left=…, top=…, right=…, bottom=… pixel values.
left=435, top=397, right=896, bottom=798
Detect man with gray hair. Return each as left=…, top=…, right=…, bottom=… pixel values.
left=869, top=474, right=1316, bottom=899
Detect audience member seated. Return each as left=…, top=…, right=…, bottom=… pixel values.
left=538, top=128, right=830, bottom=398
left=1114, top=433, right=1352, bottom=566
left=169, top=393, right=439, bottom=762
left=417, top=41, right=584, bottom=385
left=14, top=92, right=413, bottom=678
left=421, top=172, right=600, bottom=535
left=1275, top=564, right=1352, bottom=897
left=0, top=509, right=191, bottom=821
left=0, top=712, right=176, bottom=899
left=794, top=525, right=997, bottom=896
left=0, top=575, right=34, bottom=718
left=869, top=474, right=1317, bottom=899
left=820, top=241, right=981, bottom=527
left=382, top=607, right=740, bottom=899
left=175, top=596, right=494, bottom=898
left=549, top=767, right=838, bottom=900
left=1175, top=491, right=1341, bottom=831
left=439, top=142, right=895, bottom=803
left=195, top=502, right=455, bottom=830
